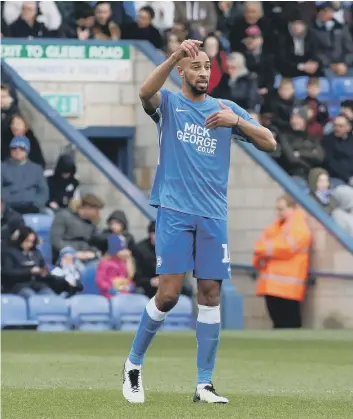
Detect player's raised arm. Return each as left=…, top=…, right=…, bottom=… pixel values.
left=139, top=39, right=203, bottom=114
left=205, top=102, right=277, bottom=152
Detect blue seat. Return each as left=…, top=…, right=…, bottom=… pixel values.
left=317, top=78, right=331, bottom=101
left=328, top=102, right=340, bottom=117
left=81, top=262, right=100, bottom=294
left=162, top=295, right=193, bottom=331
left=331, top=77, right=353, bottom=99
left=1, top=295, right=38, bottom=329
left=293, top=76, right=309, bottom=99
left=69, top=295, right=112, bottom=331
left=23, top=214, right=53, bottom=264
left=111, top=294, right=149, bottom=330
left=28, top=295, right=70, bottom=331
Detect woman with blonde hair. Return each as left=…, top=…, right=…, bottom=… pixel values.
left=211, top=52, right=260, bottom=110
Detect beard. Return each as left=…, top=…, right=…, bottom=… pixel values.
left=185, top=76, right=208, bottom=96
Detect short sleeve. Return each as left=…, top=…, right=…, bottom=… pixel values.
left=147, top=88, right=170, bottom=124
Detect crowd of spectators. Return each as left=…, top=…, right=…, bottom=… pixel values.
left=1, top=1, right=353, bottom=307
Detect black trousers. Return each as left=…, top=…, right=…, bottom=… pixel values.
left=265, top=295, right=302, bottom=328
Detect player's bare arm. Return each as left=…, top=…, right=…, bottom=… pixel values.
left=139, top=39, right=202, bottom=114
left=205, top=102, right=277, bottom=152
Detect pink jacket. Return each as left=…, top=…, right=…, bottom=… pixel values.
left=96, top=257, right=134, bottom=298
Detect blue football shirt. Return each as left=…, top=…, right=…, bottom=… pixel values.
left=148, top=88, right=260, bottom=220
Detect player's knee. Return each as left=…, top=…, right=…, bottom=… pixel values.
left=155, top=291, right=179, bottom=312
left=198, top=282, right=221, bottom=307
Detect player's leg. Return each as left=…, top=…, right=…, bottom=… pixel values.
left=123, top=208, right=194, bottom=403
left=193, top=216, right=230, bottom=404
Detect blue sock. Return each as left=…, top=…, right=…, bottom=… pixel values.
left=196, top=305, right=221, bottom=385
left=128, top=297, right=167, bottom=366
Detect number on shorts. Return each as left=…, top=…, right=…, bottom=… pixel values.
left=222, top=244, right=230, bottom=263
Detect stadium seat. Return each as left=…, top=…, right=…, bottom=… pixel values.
left=317, top=78, right=331, bottom=101
left=162, top=295, right=193, bottom=331
left=1, top=295, right=38, bottom=329
left=331, top=77, right=353, bottom=99
left=28, top=295, right=70, bottom=331
left=69, top=295, right=112, bottom=331
left=111, top=294, right=149, bottom=330
left=328, top=102, right=340, bottom=117
left=293, top=76, right=308, bottom=99
left=23, top=214, right=53, bottom=264
left=81, top=261, right=100, bottom=294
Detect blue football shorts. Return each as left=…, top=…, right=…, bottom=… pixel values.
left=155, top=207, right=231, bottom=280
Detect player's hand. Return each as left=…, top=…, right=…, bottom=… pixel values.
left=172, top=39, right=203, bottom=61
left=205, top=101, right=239, bottom=130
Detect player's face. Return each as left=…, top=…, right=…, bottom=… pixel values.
left=182, top=53, right=211, bottom=96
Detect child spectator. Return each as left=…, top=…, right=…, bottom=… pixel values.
left=203, top=34, right=228, bottom=94
left=302, top=78, right=329, bottom=139
left=47, top=153, right=79, bottom=212
left=96, top=234, right=135, bottom=299
left=308, top=168, right=336, bottom=214
left=271, top=78, right=299, bottom=130
left=50, top=247, right=84, bottom=296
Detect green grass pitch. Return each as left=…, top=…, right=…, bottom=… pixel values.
left=2, top=330, right=353, bottom=419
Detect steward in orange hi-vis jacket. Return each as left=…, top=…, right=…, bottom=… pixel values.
left=253, top=195, right=312, bottom=328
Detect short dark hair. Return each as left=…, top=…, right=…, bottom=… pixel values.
left=341, top=100, right=353, bottom=112
left=140, top=5, right=155, bottom=20
left=12, top=226, right=39, bottom=249
left=335, top=113, right=352, bottom=125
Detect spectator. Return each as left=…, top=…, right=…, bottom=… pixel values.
left=308, top=168, right=336, bottom=214
left=203, top=34, right=228, bottom=94
left=96, top=210, right=136, bottom=255
left=92, top=1, right=121, bottom=40
left=164, top=31, right=181, bottom=57
left=1, top=226, right=78, bottom=298
left=215, top=1, right=243, bottom=40
left=211, top=52, right=260, bottom=110
left=4, top=1, right=62, bottom=31
left=8, top=1, right=52, bottom=38
left=1, top=84, right=18, bottom=133
left=301, top=78, right=330, bottom=139
left=134, top=221, right=158, bottom=298
left=310, top=2, right=353, bottom=77
left=135, top=2, right=175, bottom=32
left=134, top=221, right=193, bottom=298
left=277, top=12, right=322, bottom=78
left=253, top=195, right=312, bottom=329
left=1, top=199, right=24, bottom=244
left=260, top=108, right=282, bottom=162
left=279, top=107, right=325, bottom=188
left=340, top=100, right=353, bottom=125
left=50, top=247, right=84, bottom=296
left=1, top=114, right=45, bottom=168
left=322, top=115, right=353, bottom=186
left=331, top=185, right=353, bottom=236
left=174, top=1, right=217, bottom=40
left=50, top=193, right=104, bottom=263
left=230, top=1, right=272, bottom=53
left=1, top=136, right=49, bottom=214
left=96, top=234, right=136, bottom=299
left=241, top=25, right=275, bottom=101
left=271, top=78, right=299, bottom=131
left=73, top=2, right=95, bottom=40
left=47, top=153, right=79, bottom=212
left=121, top=6, right=163, bottom=49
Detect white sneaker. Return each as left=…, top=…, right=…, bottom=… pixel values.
left=193, top=384, right=229, bottom=404
left=122, top=360, right=145, bottom=403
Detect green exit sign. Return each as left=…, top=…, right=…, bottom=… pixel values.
left=41, top=93, right=83, bottom=117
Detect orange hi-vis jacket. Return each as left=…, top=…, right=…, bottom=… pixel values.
left=253, top=209, right=312, bottom=302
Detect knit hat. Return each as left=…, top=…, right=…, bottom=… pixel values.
left=59, top=247, right=77, bottom=258
left=107, top=234, right=127, bottom=256
left=9, top=136, right=30, bottom=152
left=292, top=106, right=309, bottom=122
left=245, top=25, right=261, bottom=38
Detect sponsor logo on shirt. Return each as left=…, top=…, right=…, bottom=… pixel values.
left=176, top=123, right=217, bottom=156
